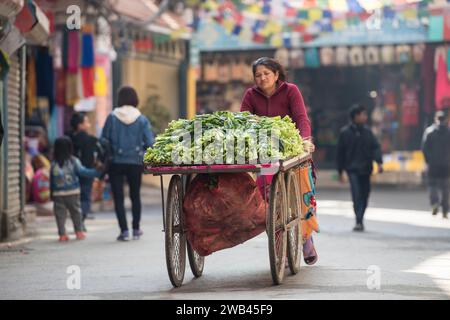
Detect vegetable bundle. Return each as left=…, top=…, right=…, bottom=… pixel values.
left=143, top=111, right=304, bottom=166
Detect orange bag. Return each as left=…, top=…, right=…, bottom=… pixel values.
left=298, top=165, right=319, bottom=241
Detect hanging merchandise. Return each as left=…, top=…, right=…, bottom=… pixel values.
left=401, top=84, right=419, bottom=126
left=365, top=46, right=380, bottom=65
left=230, top=57, right=242, bottom=81
left=26, top=51, right=37, bottom=117
left=396, top=45, right=412, bottom=64
left=428, top=15, right=444, bottom=42
left=74, top=96, right=97, bottom=112
left=67, top=30, right=80, bottom=74
left=381, top=45, right=395, bottom=64
left=434, top=46, right=450, bottom=110
left=304, top=48, right=320, bottom=68
left=349, top=46, right=364, bottom=66
left=447, top=47, right=450, bottom=80
left=421, top=45, right=436, bottom=114
left=445, top=12, right=450, bottom=41
left=81, top=67, right=95, bottom=97
left=383, top=90, right=398, bottom=119
left=217, top=57, right=231, bottom=84
left=35, top=47, right=54, bottom=112
left=94, top=66, right=108, bottom=97
left=242, top=56, right=254, bottom=83
left=52, top=31, right=63, bottom=70
left=320, top=47, right=334, bottom=66
left=66, top=73, right=80, bottom=106
left=54, top=69, right=66, bottom=106
left=412, top=43, right=425, bottom=63
left=289, top=49, right=305, bottom=69
left=274, top=48, right=289, bottom=67
left=335, top=46, right=349, bottom=66
left=203, top=57, right=219, bottom=82
left=80, top=27, right=95, bottom=68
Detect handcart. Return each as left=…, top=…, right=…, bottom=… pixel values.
left=144, top=153, right=313, bottom=287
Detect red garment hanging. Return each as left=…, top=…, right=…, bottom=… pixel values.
left=435, top=48, right=450, bottom=110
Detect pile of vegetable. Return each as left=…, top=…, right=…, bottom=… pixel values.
left=143, top=111, right=304, bottom=166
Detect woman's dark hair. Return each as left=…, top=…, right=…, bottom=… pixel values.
left=53, top=136, right=73, bottom=167
left=70, top=112, right=86, bottom=131
left=251, top=57, right=287, bottom=82
left=117, top=86, right=139, bottom=107
left=349, top=104, right=367, bottom=120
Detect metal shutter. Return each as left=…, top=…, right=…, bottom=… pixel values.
left=2, top=50, right=25, bottom=239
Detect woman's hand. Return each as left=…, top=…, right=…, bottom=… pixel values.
left=303, top=138, right=315, bottom=154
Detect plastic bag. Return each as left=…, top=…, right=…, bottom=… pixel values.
left=183, top=173, right=266, bottom=256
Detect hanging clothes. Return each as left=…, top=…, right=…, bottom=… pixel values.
left=52, top=31, right=63, bottom=70
left=81, top=67, right=95, bottom=97
left=35, top=48, right=54, bottom=112
left=26, top=52, right=38, bottom=117
left=421, top=45, right=436, bottom=114
left=80, top=32, right=95, bottom=68
left=66, top=73, right=80, bottom=106
left=67, top=30, right=80, bottom=74
left=401, top=84, right=419, bottom=126
left=435, top=46, right=450, bottom=110
left=447, top=47, right=450, bottom=80
left=55, top=69, right=66, bottom=106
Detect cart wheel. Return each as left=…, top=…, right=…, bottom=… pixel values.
left=165, top=175, right=186, bottom=287
left=286, top=170, right=301, bottom=275
left=183, top=174, right=205, bottom=278
left=187, top=241, right=205, bottom=277
left=268, top=172, right=288, bottom=285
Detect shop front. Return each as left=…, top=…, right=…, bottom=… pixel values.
left=0, top=0, right=49, bottom=241
left=193, top=3, right=450, bottom=185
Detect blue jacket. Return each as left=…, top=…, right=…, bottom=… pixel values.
left=101, top=106, right=155, bottom=165
left=50, top=156, right=100, bottom=197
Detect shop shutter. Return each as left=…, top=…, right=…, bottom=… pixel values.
left=4, top=52, right=24, bottom=233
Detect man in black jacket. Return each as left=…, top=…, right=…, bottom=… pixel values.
left=422, top=111, right=450, bottom=219
left=336, top=105, right=383, bottom=232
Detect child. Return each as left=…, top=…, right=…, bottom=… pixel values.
left=50, top=136, right=102, bottom=241
left=69, top=112, right=99, bottom=228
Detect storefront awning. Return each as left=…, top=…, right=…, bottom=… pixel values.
left=107, top=0, right=191, bottom=39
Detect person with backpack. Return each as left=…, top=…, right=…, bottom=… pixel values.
left=422, top=111, right=450, bottom=219
left=69, top=112, right=99, bottom=228
left=101, top=86, right=155, bottom=241
left=50, top=137, right=103, bottom=241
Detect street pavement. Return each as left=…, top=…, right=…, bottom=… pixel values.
left=1, top=186, right=450, bottom=300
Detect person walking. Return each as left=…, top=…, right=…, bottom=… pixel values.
left=422, top=111, right=450, bottom=219
left=240, top=57, right=319, bottom=265
left=69, top=112, right=98, bottom=229
left=336, top=104, right=383, bottom=232
left=50, top=137, right=102, bottom=241
left=101, top=86, right=155, bottom=241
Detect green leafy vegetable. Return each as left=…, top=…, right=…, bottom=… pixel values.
left=143, top=111, right=304, bottom=166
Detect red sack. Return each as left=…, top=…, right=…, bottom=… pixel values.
left=183, top=173, right=266, bottom=256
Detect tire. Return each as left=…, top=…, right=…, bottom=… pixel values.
left=165, top=175, right=186, bottom=287
left=268, top=172, right=288, bottom=285
left=187, top=241, right=205, bottom=277
left=286, top=170, right=301, bottom=275
left=184, top=174, right=205, bottom=278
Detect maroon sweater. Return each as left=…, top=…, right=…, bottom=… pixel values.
left=240, top=81, right=312, bottom=139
